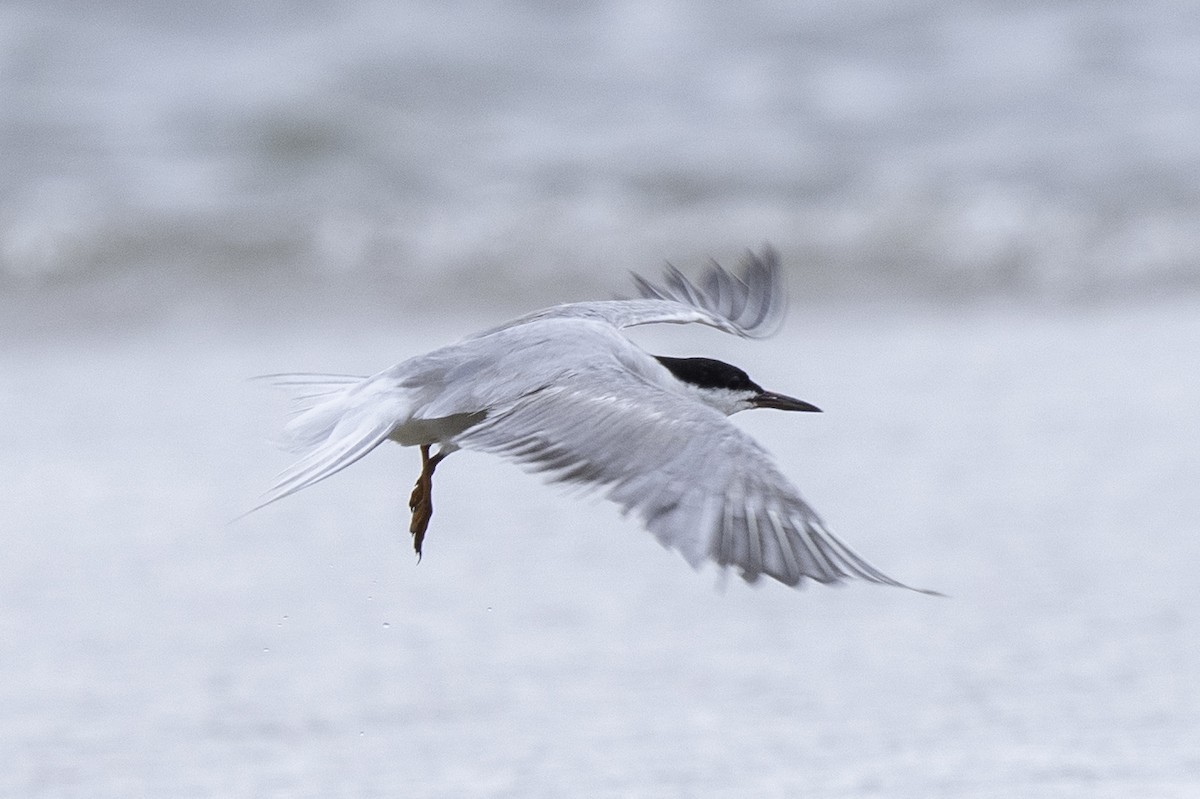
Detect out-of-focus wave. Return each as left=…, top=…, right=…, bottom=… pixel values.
left=3, top=0, right=1199, bottom=310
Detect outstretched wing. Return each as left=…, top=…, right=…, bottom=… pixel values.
left=477, top=246, right=786, bottom=339
left=454, top=366, right=935, bottom=593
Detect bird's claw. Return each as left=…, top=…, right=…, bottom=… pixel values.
left=408, top=474, right=432, bottom=560
left=408, top=444, right=441, bottom=561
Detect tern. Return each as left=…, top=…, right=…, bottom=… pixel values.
left=253, top=248, right=935, bottom=593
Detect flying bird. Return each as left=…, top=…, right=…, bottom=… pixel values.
left=252, top=248, right=935, bottom=593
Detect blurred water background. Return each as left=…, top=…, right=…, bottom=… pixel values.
left=3, top=1, right=1200, bottom=797
left=4, top=0, right=1200, bottom=328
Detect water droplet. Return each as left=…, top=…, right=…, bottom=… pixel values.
left=382, top=622, right=391, bottom=628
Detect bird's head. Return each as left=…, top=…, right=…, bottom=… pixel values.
left=653, top=356, right=822, bottom=417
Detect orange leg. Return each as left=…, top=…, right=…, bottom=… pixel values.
left=408, top=444, right=446, bottom=560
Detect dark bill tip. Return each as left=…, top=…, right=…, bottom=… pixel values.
left=752, top=390, right=822, bottom=413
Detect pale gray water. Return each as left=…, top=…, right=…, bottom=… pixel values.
left=3, top=0, right=1200, bottom=305
left=3, top=300, right=1198, bottom=797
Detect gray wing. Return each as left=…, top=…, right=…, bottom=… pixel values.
left=455, top=367, right=935, bottom=593
left=477, top=246, right=786, bottom=339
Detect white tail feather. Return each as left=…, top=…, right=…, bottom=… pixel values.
left=244, top=373, right=397, bottom=516
left=246, top=416, right=394, bottom=513
left=254, top=373, right=366, bottom=416
left=255, top=373, right=369, bottom=451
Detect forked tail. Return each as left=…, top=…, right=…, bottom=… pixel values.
left=244, top=373, right=396, bottom=514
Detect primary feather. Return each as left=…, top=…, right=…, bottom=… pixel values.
left=453, top=365, right=933, bottom=592
left=479, top=247, right=785, bottom=339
